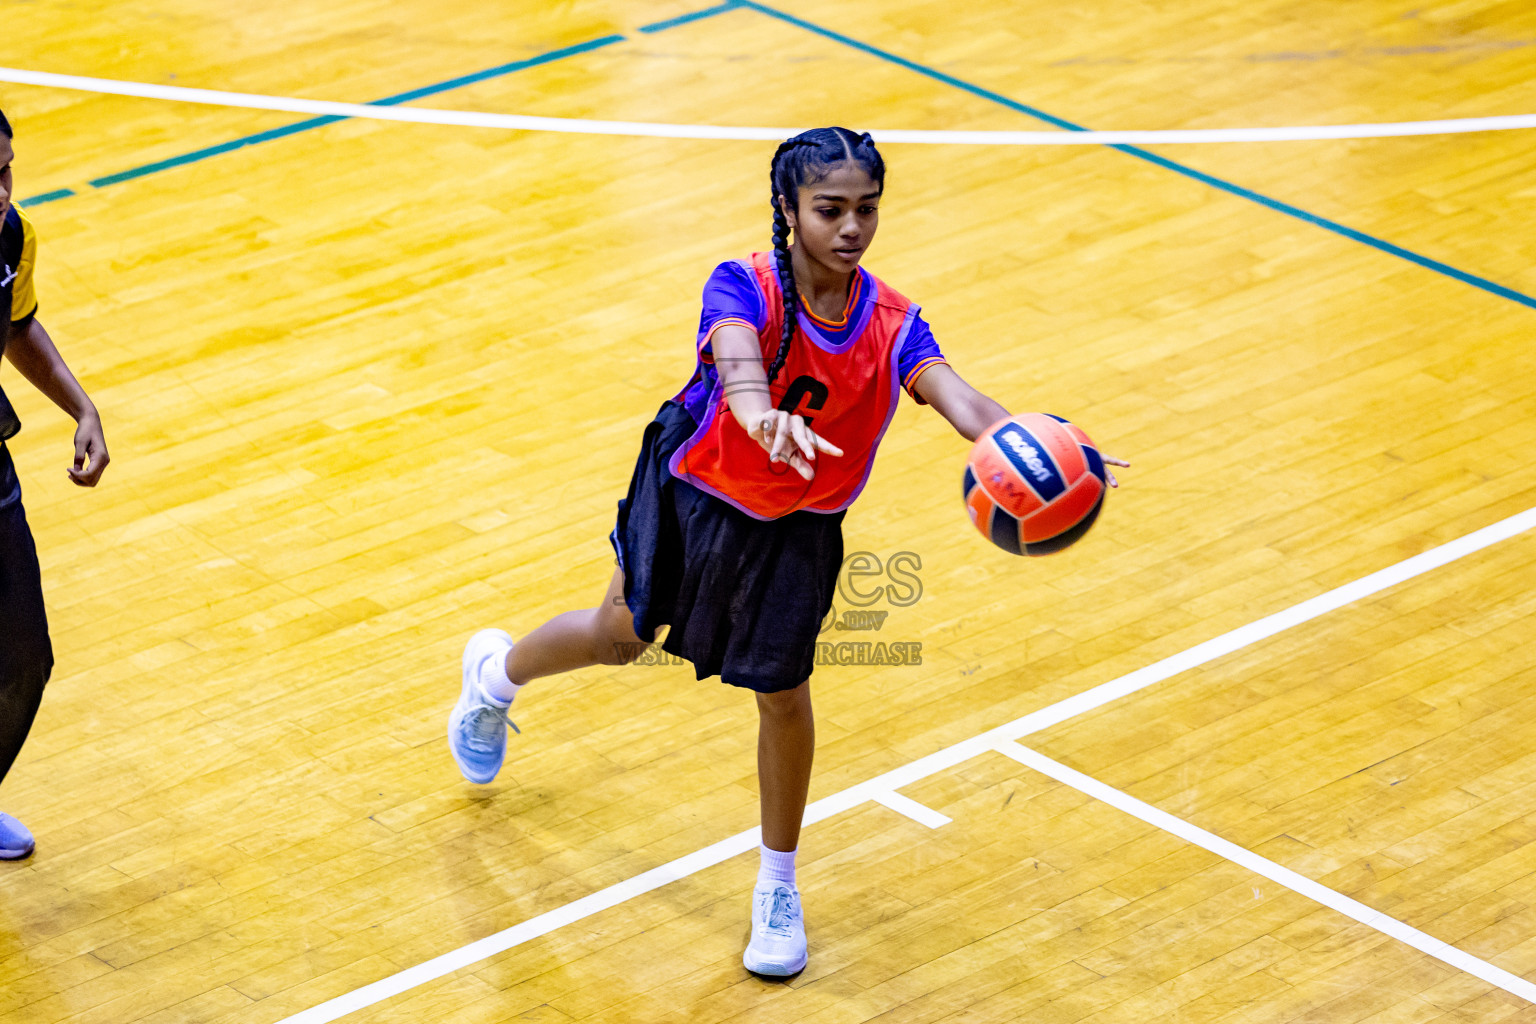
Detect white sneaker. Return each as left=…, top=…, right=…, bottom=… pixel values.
left=743, top=884, right=808, bottom=976
left=448, top=629, right=518, bottom=784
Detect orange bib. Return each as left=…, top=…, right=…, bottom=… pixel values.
left=670, top=252, right=920, bottom=520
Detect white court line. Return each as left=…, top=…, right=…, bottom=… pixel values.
left=4, top=66, right=1536, bottom=144
left=280, top=828, right=766, bottom=1024
left=873, top=790, right=953, bottom=829
left=992, top=741, right=1536, bottom=1003
left=273, top=504, right=1536, bottom=1024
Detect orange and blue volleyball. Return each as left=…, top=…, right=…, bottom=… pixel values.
left=963, top=413, right=1107, bottom=556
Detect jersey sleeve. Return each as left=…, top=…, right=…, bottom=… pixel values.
left=696, top=260, right=766, bottom=365
left=897, top=310, right=947, bottom=404
left=9, top=208, right=38, bottom=327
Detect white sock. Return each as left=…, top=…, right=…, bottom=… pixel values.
left=757, top=844, right=797, bottom=889
left=478, top=646, right=521, bottom=706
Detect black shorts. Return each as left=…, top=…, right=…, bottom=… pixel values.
left=0, top=449, right=53, bottom=786
left=611, top=401, right=845, bottom=693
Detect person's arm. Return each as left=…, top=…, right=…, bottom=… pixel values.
left=915, top=362, right=1125, bottom=486
left=911, top=362, right=1008, bottom=442
left=4, top=317, right=109, bottom=486
left=712, top=324, right=841, bottom=481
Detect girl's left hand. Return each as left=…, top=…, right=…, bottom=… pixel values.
left=69, top=410, right=110, bottom=487
left=749, top=409, right=843, bottom=481
left=1102, top=454, right=1129, bottom=488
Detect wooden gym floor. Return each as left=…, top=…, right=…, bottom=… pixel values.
left=2, top=0, right=1536, bottom=1020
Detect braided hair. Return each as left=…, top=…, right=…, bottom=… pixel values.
left=766, top=127, right=885, bottom=384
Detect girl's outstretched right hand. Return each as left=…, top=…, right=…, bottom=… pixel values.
left=748, top=409, right=843, bottom=481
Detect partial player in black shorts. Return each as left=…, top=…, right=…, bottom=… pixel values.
left=0, top=109, right=111, bottom=860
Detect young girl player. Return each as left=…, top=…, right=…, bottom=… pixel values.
left=0, top=109, right=111, bottom=860
left=448, top=127, right=1124, bottom=975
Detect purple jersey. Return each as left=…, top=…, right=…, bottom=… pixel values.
left=676, top=259, right=946, bottom=423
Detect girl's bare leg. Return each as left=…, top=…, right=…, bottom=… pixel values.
left=744, top=680, right=814, bottom=976
left=756, top=680, right=814, bottom=852
left=504, top=568, right=643, bottom=685
left=451, top=568, right=645, bottom=784
left=501, top=572, right=815, bottom=845
left=502, top=571, right=816, bottom=848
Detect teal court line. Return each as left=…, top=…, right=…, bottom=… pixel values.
left=15, top=11, right=730, bottom=207
left=737, top=0, right=1536, bottom=312
left=14, top=0, right=1534, bottom=313
left=86, top=34, right=627, bottom=190
left=637, top=1, right=742, bottom=34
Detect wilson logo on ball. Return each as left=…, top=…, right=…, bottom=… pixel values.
left=962, top=414, right=1108, bottom=556
left=992, top=422, right=1065, bottom=501
left=1000, top=430, right=1055, bottom=484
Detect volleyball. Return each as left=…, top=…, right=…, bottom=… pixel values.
left=963, top=413, right=1108, bottom=555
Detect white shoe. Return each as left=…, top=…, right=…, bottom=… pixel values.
left=743, top=884, right=808, bottom=976
left=448, top=629, right=517, bottom=784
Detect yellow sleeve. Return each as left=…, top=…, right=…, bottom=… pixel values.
left=10, top=206, right=38, bottom=324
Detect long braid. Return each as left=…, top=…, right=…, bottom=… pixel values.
left=767, top=139, right=806, bottom=385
